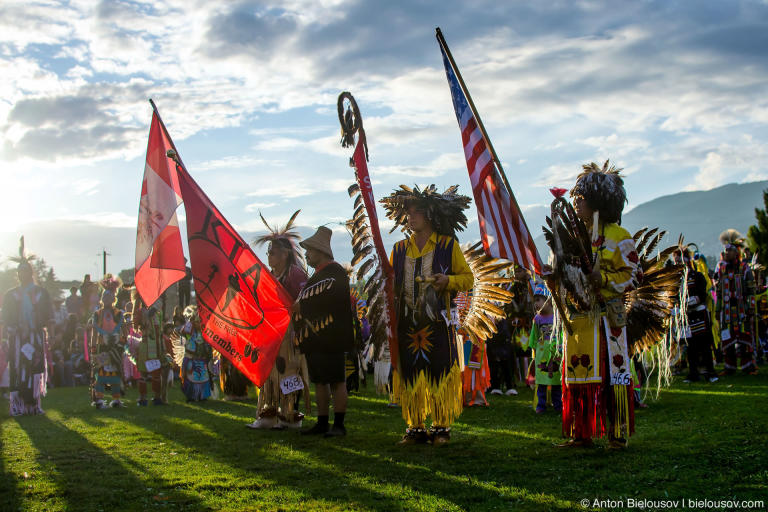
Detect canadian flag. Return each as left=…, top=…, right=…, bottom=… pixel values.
left=134, top=112, right=187, bottom=306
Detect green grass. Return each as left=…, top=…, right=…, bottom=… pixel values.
left=2, top=370, right=767, bottom=512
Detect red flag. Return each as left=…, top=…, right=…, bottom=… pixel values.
left=135, top=112, right=186, bottom=305
left=177, top=167, right=291, bottom=386
left=350, top=132, right=399, bottom=370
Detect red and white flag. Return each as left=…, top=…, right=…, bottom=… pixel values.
left=135, top=112, right=187, bottom=305
left=438, top=34, right=543, bottom=274
left=135, top=104, right=292, bottom=386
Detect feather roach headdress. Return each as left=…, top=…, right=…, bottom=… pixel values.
left=9, top=236, right=36, bottom=271
left=380, top=184, right=472, bottom=237
left=570, top=160, right=627, bottom=224
left=99, top=273, right=122, bottom=306
left=719, top=229, right=745, bottom=249
left=253, top=210, right=305, bottom=268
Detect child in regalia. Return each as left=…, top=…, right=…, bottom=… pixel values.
left=180, top=306, right=213, bottom=402
left=133, top=293, right=165, bottom=406
left=91, top=275, right=126, bottom=408
left=527, top=283, right=562, bottom=414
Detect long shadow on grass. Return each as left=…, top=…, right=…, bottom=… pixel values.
left=19, top=413, right=207, bottom=512
left=143, top=403, right=575, bottom=511
left=0, top=427, right=19, bottom=512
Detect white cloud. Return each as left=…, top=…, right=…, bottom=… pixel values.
left=252, top=137, right=303, bottom=152
left=72, top=178, right=100, bottom=196
left=244, top=202, right=277, bottom=212
left=1, top=0, right=767, bottom=267
left=193, top=155, right=281, bottom=172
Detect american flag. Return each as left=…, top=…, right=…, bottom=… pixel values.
left=439, top=42, right=542, bottom=274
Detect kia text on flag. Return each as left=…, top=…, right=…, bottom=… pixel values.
left=135, top=112, right=187, bottom=306
left=177, top=165, right=292, bottom=387
left=438, top=41, right=542, bottom=274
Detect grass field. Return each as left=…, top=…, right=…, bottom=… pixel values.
left=1, top=370, right=767, bottom=512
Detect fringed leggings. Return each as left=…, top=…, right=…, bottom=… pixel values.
left=393, top=364, right=463, bottom=429
left=562, top=327, right=634, bottom=440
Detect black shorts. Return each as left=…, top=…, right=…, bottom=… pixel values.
left=306, top=352, right=346, bottom=384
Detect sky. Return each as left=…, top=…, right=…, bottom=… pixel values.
left=1, top=0, right=767, bottom=281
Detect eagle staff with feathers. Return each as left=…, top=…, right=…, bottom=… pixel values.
left=338, top=92, right=515, bottom=447
left=542, top=161, right=686, bottom=449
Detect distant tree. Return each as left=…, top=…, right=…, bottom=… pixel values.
left=747, top=189, right=768, bottom=268
left=0, top=267, right=17, bottom=299
left=0, top=257, right=64, bottom=303
left=43, top=267, right=64, bottom=303
left=118, top=267, right=135, bottom=285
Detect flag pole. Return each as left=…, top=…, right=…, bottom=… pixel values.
left=146, top=98, right=295, bottom=305
left=149, top=98, right=190, bottom=174
left=147, top=99, right=254, bottom=253
left=435, top=27, right=542, bottom=271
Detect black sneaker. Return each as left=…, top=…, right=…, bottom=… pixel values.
left=137, top=399, right=148, bottom=407
left=324, top=425, right=347, bottom=438
left=300, top=423, right=329, bottom=435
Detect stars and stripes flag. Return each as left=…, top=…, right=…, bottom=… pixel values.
left=437, top=32, right=543, bottom=274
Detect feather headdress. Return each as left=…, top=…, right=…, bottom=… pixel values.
left=380, top=184, right=472, bottom=237
left=570, top=160, right=627, bottom=224
left=99, top=273, right=122, bottom=306
left=719, top=229, right=744, bottom=248
left=253, top=210, right=305, bottom=267
left=99, top=273, right=122, bottom=292
left=9, top=236, right=36, bottom=270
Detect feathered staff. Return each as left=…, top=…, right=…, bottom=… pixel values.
left=338, top=92, right=399, bottom=371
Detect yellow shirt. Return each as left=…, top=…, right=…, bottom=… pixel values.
left=390, top=232, right=474, bottom=293
left=594, top=223, right=640, bottom=300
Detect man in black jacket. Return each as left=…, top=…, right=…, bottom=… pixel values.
left=294, top=226, right=355, bottom=437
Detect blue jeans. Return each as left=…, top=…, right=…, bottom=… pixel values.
left=536, top=384, right=562, bottom=412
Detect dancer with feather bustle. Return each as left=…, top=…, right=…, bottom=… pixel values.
left=381, top=185, right=474, bottom=446
left=544, top=162, right=642, bottom=449
left=247, top=210, right=310, bottom=429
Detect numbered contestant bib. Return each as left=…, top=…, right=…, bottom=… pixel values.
left=280, top=375, right=304, bottom=395
left=145, top=359, right=161, bottom=372
left=604, top=318, right=631, bottom=387
left=20, top=343, right=35, bottom=361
